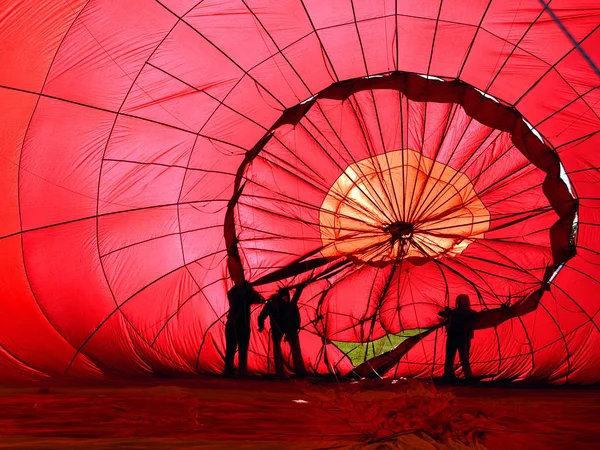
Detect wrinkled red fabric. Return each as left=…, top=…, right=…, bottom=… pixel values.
left=0, top=0, right=599, bottom=383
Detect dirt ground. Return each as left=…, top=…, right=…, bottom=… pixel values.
left=0, top=377, right=598, bottom=449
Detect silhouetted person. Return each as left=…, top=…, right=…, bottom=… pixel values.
left=439, top=288, right=549, bottom=380
left=258, top=285, right=306, bottom=377
left=224, top=281, right=263, bottom=376
left=439, top=294, right=475, bottom=380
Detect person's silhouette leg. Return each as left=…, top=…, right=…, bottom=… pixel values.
left=444, top=337, right=459, bottom=379
left=458, top=338, right=473, bottom=378
left=272, top=331, right=285, bottom=376
left=287, top=333, right=306, bottom=376
left=224, top=322, right=237, bottom=375
left=237, top=327, right=250, bottom=375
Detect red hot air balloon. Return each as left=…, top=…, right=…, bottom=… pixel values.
left=0, top=0, right=599, bottom=384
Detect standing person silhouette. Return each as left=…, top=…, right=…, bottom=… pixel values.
left=439, top=294, right=475, bottom=380
left=224, top=280, right=263, bottom=376
left=258, top=284, right=307, bottom=377
left=439, top=288, right=548, bottom=381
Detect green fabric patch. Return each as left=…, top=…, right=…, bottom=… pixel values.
left=331, top=328, right=428, bottom=367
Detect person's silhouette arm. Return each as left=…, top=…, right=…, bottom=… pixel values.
left=257, top=302, right=270, bottom=332
left=472, top=287, right=548, bottom=330
left=438, top=306, right=452, bottom=319
left=291, top=284, right=305, bottom=305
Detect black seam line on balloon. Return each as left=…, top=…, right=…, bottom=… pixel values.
left=307, top=101, right=396, bottom=223
left=463, top=238, right=552, bottom=292
left=513, top=24, right=600, bottom=107
left=150, top=276, right=227, bottom=348
left=0, top=342, right=51, bottom=379
left=295, top=116, right=395, bottom=222
left=394, top=0, right=399, bottom=71
left=152, top=7, right=562, bottom=97
left=411, top=101, right=463, bottom=219
left=0, top=84, right=253, bottom=153
left=408, top=107, right=492, bottom=222
left=302, top=100, right=396, bottom=222
left=408, top=113, right=494, bottom=223
left=550, top=282, right=600, bottom=334
left=263, top=134, right=328, bottom=182
left=415, top=137, right=529, bottom=223
left=467, top=162, right=541, bottom=204
left=102, top=158, right=236, bottom=176
left=343, top=93, right=400, bottom=221
left=555, top=129, right=600, bottom=151
left=267, top=116, right=381, bottom=220
left=77, top=5, right=218, bottom=376
left=64, top=245, right=231, bottom=375
left=85, top=15, right=190, bottom=378
left=313, top=11, right=562, bottom=70
left=350, top=92, right=405, bottom=223
left=251, top=149, right=359, bottom=211
left=255, top=147, right=333, bottom=198
left=402, top=264, right=430, bottom=372
left=144, top=62, right=274, bottom=132
left=0, top=199, right=228, bottom=242
left=350, top=0, right=370, bottom=77
left=404, top=101, right=462, bottom=223
left=371, top=266, right=398, bottom=357
left=457, top=0, right=494, bottom=78
left=176, top=137, right=216, bottom=323
left=239, top=224, right=381, bottom=261
left=342, top=94, right=389, bottom=204
left=15, top=1, right=93, bottom=370
left=533, top=85, right=599, bottom=132
left=400, top=93, right=407, bottom=218
left=0, top=18, right=581, bottom=139
left=491, top=13, right=600, bottom=127
left=369, top=90, right=403, bottom=220
left=551, top=71, right=600, bottom=125
left=0, top=149, right=148, bottom=211
left=241, top=179, right=385, bottom=230
left=417, top=170, right=543, bottom=233
left=480, top=1, right=551, bottom=101
left=240, top=0, right=315, bottom=98
left=425, top=0, right=445, bottom=79
left=323, top=91, right=408, bottom=221
left=445, top=152, right=537, bottom=207
left=154, top=0, right=286, bottom=110
left=418, top=181, right=549, bottom=233
left=298, top=0, right=340, bottom=82
left=538, top=0, right=600, bottom=78
left=428, top=258, right=487, bottom=308
left=539, top=302, right=572, bottom=383
left=358, top=267, right=382, bottom=347
left=458, top=252, right=543, bottom=283
left=419, top=240, right=523, bottom=294
left=99, top=224, right=223, bottom=258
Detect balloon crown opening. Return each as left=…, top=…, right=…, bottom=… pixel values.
left=384, top=221, right=414, bottom=244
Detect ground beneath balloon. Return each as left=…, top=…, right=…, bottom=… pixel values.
left=0, top=378, right=598, bottom=449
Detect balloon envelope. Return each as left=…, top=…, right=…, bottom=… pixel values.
left=0, top=0, right=599, bottom=383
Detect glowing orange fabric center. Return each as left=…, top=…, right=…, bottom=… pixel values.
left=319, top=150, right=490, bottom=265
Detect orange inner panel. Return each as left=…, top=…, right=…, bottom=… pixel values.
left=319, top=150, right=490, bottom=265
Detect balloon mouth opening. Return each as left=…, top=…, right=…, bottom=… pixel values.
left=225, top=71, right=578, bottom=289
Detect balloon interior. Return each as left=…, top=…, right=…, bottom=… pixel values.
left=1, top=0, right=599, bottom=385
